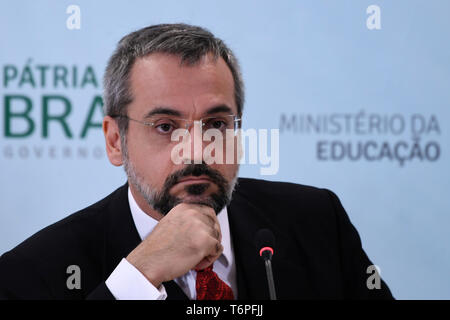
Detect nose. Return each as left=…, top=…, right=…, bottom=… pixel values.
left=191, top=120, right=204, bottom=164
left=179, top=120, right=204, bottom=164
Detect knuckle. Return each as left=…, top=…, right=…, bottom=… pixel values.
left=217, top=243, right=224, bottom=255
left=192, top=231, right=209, bottom=250
left=213, top=227, right=220, bottom=239
left=189, top=218, right=203, bottom=230
left=189, top=237, right=203, bottom=253
left=184, top=208, right=197, bottom=217
left=204, top=207, right=216, bottom=217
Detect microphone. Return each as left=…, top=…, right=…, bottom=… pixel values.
left=255, top=229, right=277, bottom=300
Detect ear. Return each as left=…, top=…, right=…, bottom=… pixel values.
left=103, top=115, right=124, bottom=166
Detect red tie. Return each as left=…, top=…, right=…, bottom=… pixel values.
left=196, top=265, right=234, bottom=300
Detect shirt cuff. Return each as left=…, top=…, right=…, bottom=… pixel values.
left=105, top=258, right=167, bottom=300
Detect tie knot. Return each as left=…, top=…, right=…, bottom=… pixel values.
left=196, top=264, right=234, bottom=300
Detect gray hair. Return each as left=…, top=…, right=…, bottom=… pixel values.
left=103, top=23, right=245, bottom=136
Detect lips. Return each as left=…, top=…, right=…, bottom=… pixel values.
left=177, top=176, right=212, bottom=184
left=151, top=164, right=231, bottom=215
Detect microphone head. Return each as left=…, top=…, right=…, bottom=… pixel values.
left=255, top=229, right=275, bottom=259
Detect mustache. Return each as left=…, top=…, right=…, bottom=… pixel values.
left=152, top=163, right=230, bottom=215
left=163, top=163, right=228, bottom=192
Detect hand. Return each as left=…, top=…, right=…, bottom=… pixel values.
left=126, top=203, right=223, bottom=288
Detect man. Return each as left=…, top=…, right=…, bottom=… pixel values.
left=0, top=23, right=393, bottom=300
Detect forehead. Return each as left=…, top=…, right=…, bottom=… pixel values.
left=128, top=52, right=236, bottom=116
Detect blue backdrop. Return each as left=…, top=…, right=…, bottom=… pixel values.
left=1, top=0, right=449, bottom=299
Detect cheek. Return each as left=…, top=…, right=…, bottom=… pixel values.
left=212, top=163, right=239, bottom=182
left=207, top=135, right=240, bottom=165
left=127, top=139, right=176, bottom=188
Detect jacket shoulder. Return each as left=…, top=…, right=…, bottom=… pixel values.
left=233, top=177, right=340, bottom=230
left=0, top=184, right=127, bottom=267
left=235, top=177, right=330, bottom=203
left=0, top=184, right=128, bottom=299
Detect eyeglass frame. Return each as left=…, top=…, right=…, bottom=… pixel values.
left=110, top=114, right=242, bottom=135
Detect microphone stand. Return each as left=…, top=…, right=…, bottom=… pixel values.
left=260, top=249, right=277, bottom=300
left=264, top=258, right=277, bottom=300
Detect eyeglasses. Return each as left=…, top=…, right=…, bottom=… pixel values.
left=111, top=114, right=241, bottom=144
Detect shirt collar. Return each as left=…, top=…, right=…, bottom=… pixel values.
left=127, top=187, right=232, bottom=267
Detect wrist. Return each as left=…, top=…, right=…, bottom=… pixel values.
left=125, top=255, right=164, bottom=288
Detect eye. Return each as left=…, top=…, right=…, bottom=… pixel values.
left=206, top=118, right=227, bottom=131
left=155, top=122, right=175, bottom=134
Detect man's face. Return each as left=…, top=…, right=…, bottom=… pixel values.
left=121, top=53, right=240, bottom=217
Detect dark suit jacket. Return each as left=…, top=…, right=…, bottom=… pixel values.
left=0, top=178, right=393, bottom=299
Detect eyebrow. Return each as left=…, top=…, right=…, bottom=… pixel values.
left=143, top=104, right=233, bottom=119
left=143, top=107, right=182, bottom=119
left=204, top=105, right=233, bottom=116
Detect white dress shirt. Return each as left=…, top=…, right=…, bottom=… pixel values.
left=105, top=187, right=237, bottom=300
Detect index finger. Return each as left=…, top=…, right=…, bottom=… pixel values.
left=183, top=202, right=218, bottom=223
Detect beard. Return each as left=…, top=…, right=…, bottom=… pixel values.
left=122, top=145, right=238, bottom=215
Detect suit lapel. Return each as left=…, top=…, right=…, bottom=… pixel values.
left=227, top=188, right=287, bottom=299
left=103, top=183, right=141, bottom=277
left=228, top=179, right=319, bottom=299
